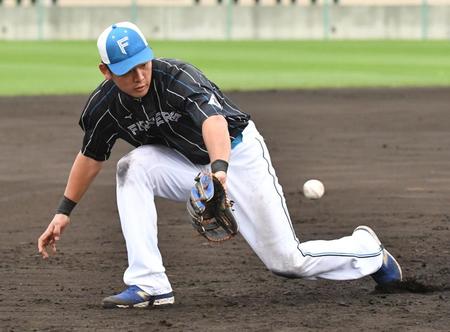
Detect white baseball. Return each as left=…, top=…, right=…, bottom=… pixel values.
left=303, top=179, right=325, bottom=200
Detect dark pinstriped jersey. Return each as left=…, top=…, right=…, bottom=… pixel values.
left=79, top=58, right=250, bottom=164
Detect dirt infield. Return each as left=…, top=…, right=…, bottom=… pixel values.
left=1, top=88, right=450, bottom=331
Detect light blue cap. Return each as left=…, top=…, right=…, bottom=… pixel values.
left=97, top=22, right=153, bottom=76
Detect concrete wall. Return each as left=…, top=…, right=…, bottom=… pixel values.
left=3, top=1, right=450, bottom=7
left=0, top=5, right=449, bottom=40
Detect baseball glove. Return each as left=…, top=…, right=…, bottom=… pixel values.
left=187, top=173, right=238, bottom=242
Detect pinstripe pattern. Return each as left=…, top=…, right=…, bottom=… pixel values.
left=78, top=58, right=249, bottom=163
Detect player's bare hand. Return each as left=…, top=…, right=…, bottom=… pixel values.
left=38, top=214, right=70, bottom=259
left=213, top=171, right=227, bottom=191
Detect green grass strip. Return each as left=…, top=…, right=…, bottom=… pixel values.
left=0, top=40, right=449, bottom=96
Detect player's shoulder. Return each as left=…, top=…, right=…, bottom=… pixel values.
left=84, top=80, right=118, bottom=114
left=152, top=58, right=199, bottom=75
left=152, top=57, right=207, bottom=90
left=153, top=57, right=187, bottom=69
left=79, top=80, right=118, bottom=129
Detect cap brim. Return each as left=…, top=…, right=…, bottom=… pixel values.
left=108, top=47, right=154, bottom=76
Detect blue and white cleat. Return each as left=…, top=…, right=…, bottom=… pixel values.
left=102, top=285, right=174, bottom=309
left=353, top=225, right=403, bottom=285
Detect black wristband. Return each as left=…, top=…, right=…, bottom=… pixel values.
left=56, top=196, right=77, bottom=216
left=211, top=159, right=229, bottom=174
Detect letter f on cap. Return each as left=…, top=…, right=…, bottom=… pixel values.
left=117, top=36, right=129, bottom=55
left=97, top=22, right=154, bottom=76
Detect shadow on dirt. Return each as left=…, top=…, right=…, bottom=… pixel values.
left=373, top=278, right=450, bottom=294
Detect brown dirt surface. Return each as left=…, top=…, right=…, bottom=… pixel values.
left=1, top=88, right=450, bottom=331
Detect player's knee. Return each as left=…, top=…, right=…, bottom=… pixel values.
left=117, top=147, right=161, bottom=186
left=270, top=269, right=305, bottom=279
left=269, top=267, right=306, bottom=279
left=264, top=255, right=309, bottom=279
left=116, top=155, right=131, bottom=186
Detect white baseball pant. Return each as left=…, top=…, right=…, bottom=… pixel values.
left=116, top=121, right=383, bottom=295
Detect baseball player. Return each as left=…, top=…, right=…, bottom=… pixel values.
left=38, top=22, right=402, bottom=309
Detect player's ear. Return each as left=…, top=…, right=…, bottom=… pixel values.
left=99, top=63, right=112, bottom=80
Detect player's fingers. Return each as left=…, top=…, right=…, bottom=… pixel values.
left=38, top=225, right=54, bottom=258
left=49, top=224, right=61, bottom=254
left=51, top=241, right=57, bottom=254
left=38, top=235, right=50, bottom=259
left=41, top=248, right=49, bottom=259
left=53, top=224, right=61, bottom=241
left=37, top=230, right=50, bottom=252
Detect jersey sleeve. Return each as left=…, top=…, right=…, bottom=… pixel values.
left=164, top=62, right=224, bottom=127
left=78, top=88, right=119, bottom=161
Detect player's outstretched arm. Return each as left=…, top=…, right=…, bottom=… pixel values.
left=38, top=152, right=103, bottom=258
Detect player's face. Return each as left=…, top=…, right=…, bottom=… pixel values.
left=100, top=61, right=152, bottom=98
